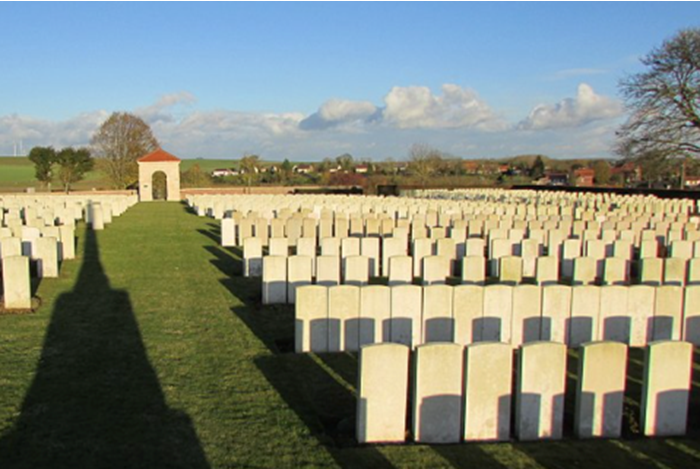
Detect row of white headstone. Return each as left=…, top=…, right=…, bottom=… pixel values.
left=294, top=284, right=700, bottom=352
left=188, top=190, right=697, bottom=220
left=357, top=340, right=693, bottom=443
left=219, top=207, right=700, bottom=249
left=1, top=195, right=138, bottom=310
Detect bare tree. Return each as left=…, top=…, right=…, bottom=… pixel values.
left=616, top=28, right=700, bottom=162
left=408, top=144, right=443, bottom=188
left=91, top=112, right=159, bottom=189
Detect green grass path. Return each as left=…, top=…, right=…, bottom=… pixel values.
left=1, top=202, right=700, bottom=468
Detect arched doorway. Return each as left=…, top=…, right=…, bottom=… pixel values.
left=137, top=149, right=181, bottom=202
left=152, top=171, right=168, bottom=200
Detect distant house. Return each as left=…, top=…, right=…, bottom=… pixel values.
left=211, top=168, right=238, bottom=177
left=573, top=168, right=595, bottom=187
left=542, top=172, right=568, bottom=186
left=293, top=164, right=314, bottom=174
left=355, top=164, right=370, bottom=174
left=462, top=161, right=481, bottom=174
left=685, top=175, right=700, bottom=188
left=611, top=162, right=642, bottom=185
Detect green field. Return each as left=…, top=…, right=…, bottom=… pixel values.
left=0, top=157, right=239, bottom=192
left=0, top=203, right=699, bottom=468
left=0, top=156, right=109, bottom=192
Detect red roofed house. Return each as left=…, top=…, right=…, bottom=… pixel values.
left=137, top=148, right=181, bottom=201
left=573, top=168, right=595, bottom=187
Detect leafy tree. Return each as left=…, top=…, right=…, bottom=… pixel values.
left=55, top=147, right=94, bottom=193
left=317, top=158, right=335, bottom=173
left=28, top=146, right=57, bottom=189
left=335, top=153, right=355, bottom=171
left=592, top=160, right=611, bottom=185
left=529, top=155, right=546, bottom=179
left=616, top=28, right=700, bottom=162
left=279, top=159, right=294, bottom=184
left=239, top=154, right=260, bottom=192
left=181, top=164, right=211, bottom=188
left=91, top=112, right=159, bottom=189
left=408, top=144, right=443, bottom=188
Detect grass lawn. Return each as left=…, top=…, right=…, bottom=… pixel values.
left=0, top=202, right=699, bottom=468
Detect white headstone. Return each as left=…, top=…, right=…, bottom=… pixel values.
left=421, top=285, right=454, bottom=343
left=243, top=237, right=263, bottom=277
left=569, top=286, right=601, bottom=346
left=316, top=255, right=340, bottom=286
left=516, top=342, right=566, bottom=441
left=390, top=285, right=422, bottom=347
left=641, top=341, right=693, bottom=436
left=34, top=236, right=59, bottom=278
left=453, top=285, right=484, bottom=345
left=572, top=257, right=597, bottom=286
left=344, top=255, right=369, bottom=286
left=388, top=255, right=413, bottom=286
left=463, top=342, right=513, bottom=441
left=58, top=226, right=75, bottom=260
left=262, top=256, right=287, bottom=304
left=540, top=285, right=572, bottom=343
left=422, top=255, right=450, bottom=285
left=360, top=237, right=380, bottom=277
left=268, top=237, right=289, bottom=257
left=461, top=256, right=486, bottom=285
left=482, top=285, right=513, bottom=343
left=640, top=258, right=663, bottom=286
left=2, top=255, right=31, bottom=309
left=499, top=256, right=523, bottom=285
left=221, top=218, right=236, bottom=247
left=328, top=285, right=361, bottom=352
left=602, top=257, right=629, bottom=286
left=625, top=285, right=655, bottom=347
left=357, top=343, right=410, bottom=443
left=295, top=285, right=328, bottom=352
left=599, top=286, right=630, bottom=343
left=682, top=285, right=700, bottom=345
left=652, top=285, right=683, bottom=341
left=575, top=341, right=627, bottom=438
left=511, top=285, right=542, bottom=347
left=412, top=238, right=434, bottom=278
left=287, top=255, right=312, bottom=304
left=664, top=257, right=687, bottom=286
left=360, top=285, right=391, bottom=345
left=413, top=343, right=464, bottom=444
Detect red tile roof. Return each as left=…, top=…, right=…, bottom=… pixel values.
left=138, top=148, right=181, bottom=163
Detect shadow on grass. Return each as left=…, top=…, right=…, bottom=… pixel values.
left=0, top=228, right=210, bottom=469
left=202, top=238, right=397, bottom=468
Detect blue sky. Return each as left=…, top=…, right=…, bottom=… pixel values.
left=1, top=2, right=698, bottom=161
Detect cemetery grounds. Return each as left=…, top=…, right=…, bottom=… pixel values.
left=0, top=202, right=699, bottom=468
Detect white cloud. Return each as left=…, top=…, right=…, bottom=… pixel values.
left=301, top=84, right=507, bottom=132
left=0, top=85, right=626, bottom=161
left=382, top=84, right=507, bottom=131
left=0, top=111, right=108, bottom=153
left=299, top=99, right=378, bottom=130
left=136, top=91, right=197, bottom=124
left=518, top=83, right=623, bottom=130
